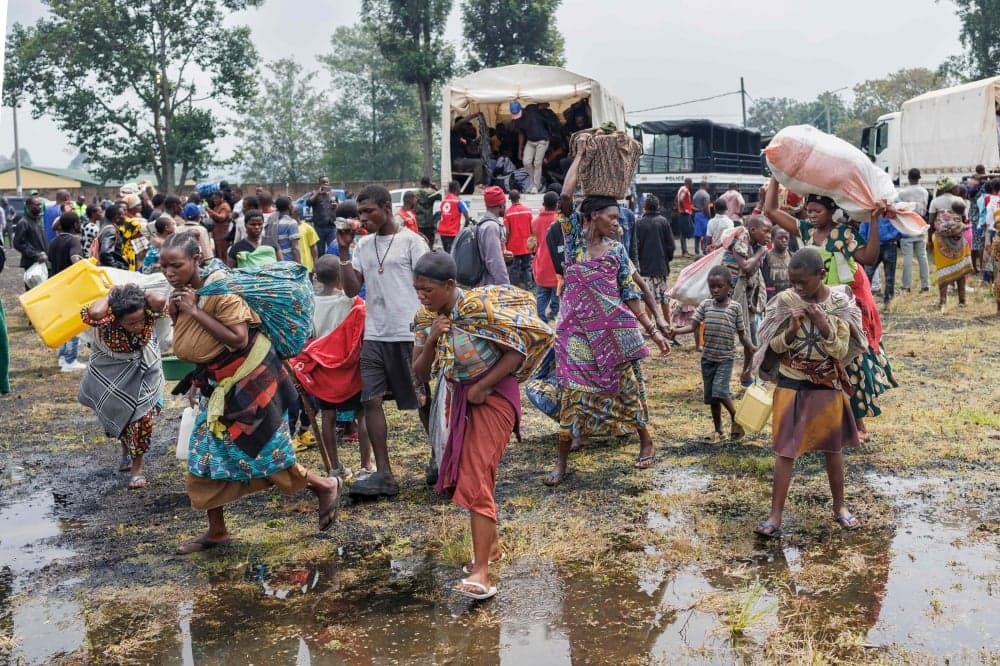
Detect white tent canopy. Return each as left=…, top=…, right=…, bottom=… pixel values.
left=440, top=64, right=626, bottom=184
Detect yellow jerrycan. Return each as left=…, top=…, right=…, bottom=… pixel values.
left=19, top=259, right=113, bottom=348
left=734, top=381, right=773, bottom=434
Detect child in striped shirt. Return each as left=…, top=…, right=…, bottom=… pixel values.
left=669, top=265, right=755, bottom=443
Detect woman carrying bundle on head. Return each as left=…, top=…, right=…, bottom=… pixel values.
left=763, top=177, right=896, bottom=442
left=160, top=231, right=341, bottom=554
left=751, top=247, right=868, bottom=537
left=411, top=251, right=553, bottom=601
left=544, top=134, right=671, bottom=486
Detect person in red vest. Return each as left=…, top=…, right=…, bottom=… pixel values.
left=504, top=189, right=534, bottom=289
left=395, top=191, right=421, bottom=236
left=531, top=191, right=560, bottom=321
left=438, top=180, right=470, bottom=252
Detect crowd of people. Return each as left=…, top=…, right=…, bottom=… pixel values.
left=14, top=139, right=994, bottom=601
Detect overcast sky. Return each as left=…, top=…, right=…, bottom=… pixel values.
left=1, top=0, right=963, bottom=171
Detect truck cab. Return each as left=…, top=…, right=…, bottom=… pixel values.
left=860, top=112, right=901, bottom=183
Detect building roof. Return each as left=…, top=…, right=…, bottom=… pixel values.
left=0, top=165, right=103, bottom=186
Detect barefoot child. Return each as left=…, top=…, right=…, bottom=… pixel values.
left=79, top=284, right=168, bottom=489
left=750, top=248, right=868, bottom=537
left=669, top=265, right=754, bottom=443
left=292, top=255, right=372, bottom=478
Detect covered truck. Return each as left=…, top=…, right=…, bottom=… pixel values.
left=861, top=76, right=1000, bottom=186
left=440, top=64, right=626, bottom=216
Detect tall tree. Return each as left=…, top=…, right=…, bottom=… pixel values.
left=6, top=0, right=262, bottom=191
left=746, top=97, right=803, bottom=135
left=460, top=0, right=565, bottom=70
left=361, top=0, right=456, bottom=179
left=851, top=68, right=944, bottom=125
left=318, top=25, right=422, bottom=182
left=234, top=59, right=325, bottom=184
left=941, top=0, right=1000, bottom=81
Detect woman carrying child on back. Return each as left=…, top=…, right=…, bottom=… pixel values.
left=669, top=265, right=755, bottom=443
left=79, top=284, right=167, bottom=489
left=751, top=248, right=868, bottom=537
left=161, top=231, right=341, bottom=554
left=411, top=251, right=553, bottom=601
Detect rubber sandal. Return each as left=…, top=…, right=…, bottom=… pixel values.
left=127, top=475, right=147, bottom=490
left=118, top=456, right=132, bottom=472
left=832, top=512, right=861, bottom=530
left=730, top=425, right=745, bottom=442
left=177, top=536, right=231, bottom=554
left=754, top=521, right=782, bottom=538
left=462, top=551, right=506, bottom=575
left=452, top=578, right=497, bottom=601
left=701, top=432, right=722, bottom=444
left=634, top=454, right=655, bottom=469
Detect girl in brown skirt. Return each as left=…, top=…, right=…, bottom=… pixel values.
left=750, top=248, right=869, bottom=537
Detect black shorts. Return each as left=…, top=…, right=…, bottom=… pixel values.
left=701, top=357, right=734, bottom=404
left=360, top=340, right=420, bottom=409
left=316, top=391, right=363, bottom=412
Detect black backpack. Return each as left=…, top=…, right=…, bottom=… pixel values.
left=451, top=219, right=484, bottom=287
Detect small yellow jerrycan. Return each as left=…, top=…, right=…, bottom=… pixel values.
left=735, top=381, right=773, bottom=434
left=19, top=258, right=113, bottom=348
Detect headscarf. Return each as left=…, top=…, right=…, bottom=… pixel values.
left=805, top=193, right=837, bottom=210
left=579, top=195, right=619, bottom=217
left=936, top=176, right=957, bottom=192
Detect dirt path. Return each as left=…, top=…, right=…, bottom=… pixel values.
left=1, top=252, right=998, bottom=665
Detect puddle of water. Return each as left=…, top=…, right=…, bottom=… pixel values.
left=864, top=473, right=1000, bottom=655
left=0, top=486, right=87, bottom=664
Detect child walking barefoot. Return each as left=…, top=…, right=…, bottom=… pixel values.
left=669, top=265, right=755, bottom=443
left=751, top=248, right=867, bottom=537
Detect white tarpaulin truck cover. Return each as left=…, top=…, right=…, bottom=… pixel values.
left=899, top=76, right=1000, bottom=175
left=440, top=64, right=626, bottom=184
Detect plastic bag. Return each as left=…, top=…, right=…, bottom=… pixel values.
left=764, top=125, right=927, bottom=236
left=23, top=261, right=48, bottom=289
left=428, top=372, right=450, bottom=470
left=667, top=227, right=743, bottom=306
left=176, top=406, right=197, bottom=460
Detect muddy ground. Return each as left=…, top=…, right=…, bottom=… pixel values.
left=1, top=251, right=999, bottom=665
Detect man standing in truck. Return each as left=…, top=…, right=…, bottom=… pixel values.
left=512, top=101, right=551, bottom=194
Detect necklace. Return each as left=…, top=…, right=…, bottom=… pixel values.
left=374, top=232, right=397, bottom=274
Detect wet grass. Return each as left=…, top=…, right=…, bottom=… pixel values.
left=1, top=260, right=999, bottom=664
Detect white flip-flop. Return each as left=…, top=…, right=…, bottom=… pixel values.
left=453, top=578, right=497, bottom=601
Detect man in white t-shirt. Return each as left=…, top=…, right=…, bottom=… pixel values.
left=336, top=185, right=429, bottom=499
left=706, top=198, right=734, bottom=250
left=896, top=168, right=931, bottom=292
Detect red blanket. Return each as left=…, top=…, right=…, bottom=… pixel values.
left=290, top=296, right=365, bottom=404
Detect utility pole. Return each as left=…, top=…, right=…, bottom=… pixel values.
left=12, top=104, right=22, bottom=196
left=824, top=104, right=831, bottom=133
left=740, top=77, right=747, bottom=128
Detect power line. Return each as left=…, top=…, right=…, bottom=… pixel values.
left=627, top=90, right=742, bottom=115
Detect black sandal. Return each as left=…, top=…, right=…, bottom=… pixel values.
left=754, top=521, right=782, bottom=538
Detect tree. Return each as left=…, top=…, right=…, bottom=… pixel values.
left=460, top=0, right=565, bottom=70
left=851, top=68, right=944, bottom=125
left=361, top=0, right=456, bottom=179
left=746, top=97, right=804, bottom=135
left=234, top=59, right=325, bottom=184
left=318, top=25, right=422, bottom=182
left=941, top=0, right=1000, bottom=81
left=7, top=0, right=262, bottom=191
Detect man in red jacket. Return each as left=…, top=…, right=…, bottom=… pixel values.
left=504, top=189, right=534, bottom=289
left=437, top=180, right=470, bottom=252
left=531, top=191, right=560, bottom=321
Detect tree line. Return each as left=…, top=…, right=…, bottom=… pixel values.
left=748, top=0, right=1000, bottom=143
left=3, top=0, right=565, bottom=191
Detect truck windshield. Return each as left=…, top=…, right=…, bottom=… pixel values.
left=875, top=123, right=889, bottom=154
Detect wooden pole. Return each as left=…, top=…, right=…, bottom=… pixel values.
left=283, top=360, right=332, bottom=474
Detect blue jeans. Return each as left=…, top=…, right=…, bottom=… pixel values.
left=58, top=336, right=79, bottom=365
left=316, top=226, right=335, bottom=257
left=535, top=286, right=559, bottom=322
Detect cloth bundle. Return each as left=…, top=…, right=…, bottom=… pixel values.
left=763, top=125, right=927, bottom=236
left=569, top=125, right=642, bottom=199
left=196, top=261, right=314, bottom=359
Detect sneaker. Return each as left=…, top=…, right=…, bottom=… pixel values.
left=347, top=471, right=399, bottom=499
left=60, top=360, right=87, bottom=372
left=355, top=464, right=377, bottom=481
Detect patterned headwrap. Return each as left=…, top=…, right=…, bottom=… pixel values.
left=805, top=193, right=837, bottom=210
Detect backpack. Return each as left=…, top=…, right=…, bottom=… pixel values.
left=451, top=220, right=486, bottom=287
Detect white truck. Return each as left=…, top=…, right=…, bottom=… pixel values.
left=861, top=76, right=1000, bottom=186
left=439, top=64, right=626, bottom=217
